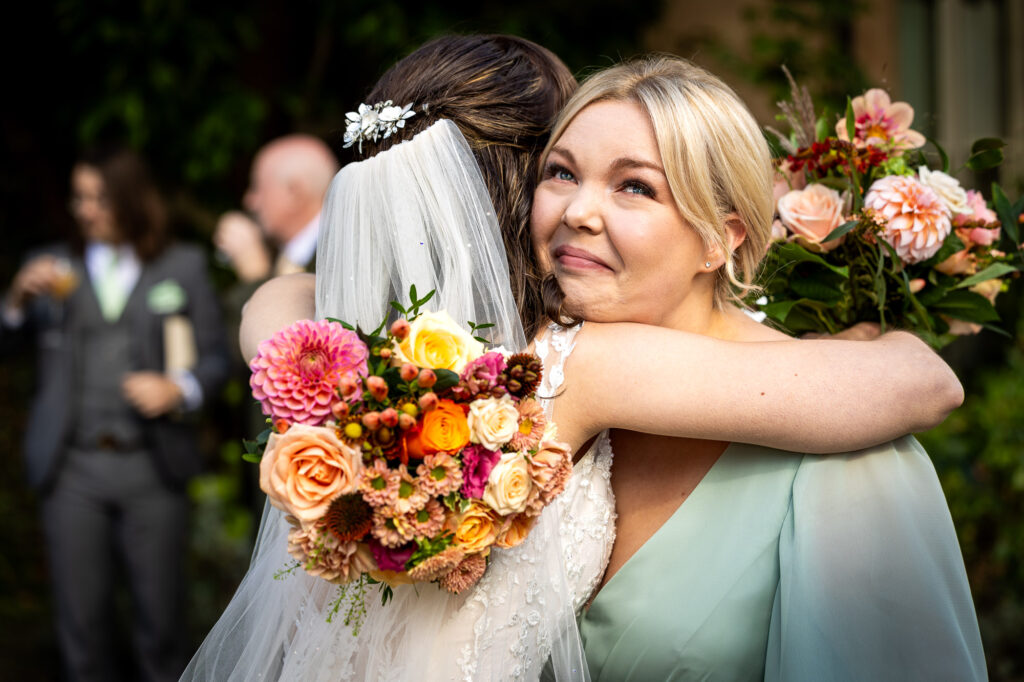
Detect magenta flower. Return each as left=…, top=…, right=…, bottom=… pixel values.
left=453, top=351, right=507, bottom=400
left=460, top=444, right=502, bottom=499
left=250, top=319, right=369, bottom=425
left=369, top=538, right=415, bottom=572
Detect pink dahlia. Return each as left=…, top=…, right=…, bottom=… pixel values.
left=836, top=89, right=926, bottom=153
left=250, top=319, right=369, bottom=425
left=864, top=175, right=952, bottom=263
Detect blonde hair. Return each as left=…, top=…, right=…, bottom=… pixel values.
left=540, top=56, right=773, bottom=310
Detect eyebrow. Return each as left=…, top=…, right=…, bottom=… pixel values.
left=548, top=146, right=665, bottom=175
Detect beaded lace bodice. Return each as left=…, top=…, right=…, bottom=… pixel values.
left=534, top=323, right=617, bottom=613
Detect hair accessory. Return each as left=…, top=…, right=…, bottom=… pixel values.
left=343, top=101, right=416, bottom=153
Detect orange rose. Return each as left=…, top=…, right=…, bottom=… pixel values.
left=495, top=513, right=536, bottom=549
left=420, top=399, right=470, bottom=454
left=453, top=500, right=500, bottom=554
left=259, top=423, right=363, bottom=523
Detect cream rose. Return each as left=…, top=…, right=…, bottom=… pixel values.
left=259, top=423, right=363, bottom=523
left=482, top=452, right=533, bottom=515
left=468, top=395, right=519, bottom=451
left=777, top=184, right=845, bottom=252
left=453, top=500, right=500, bottom=553
left=918, top=167, right=969, bottom=216
left=395, top=310, right=483, bottom=372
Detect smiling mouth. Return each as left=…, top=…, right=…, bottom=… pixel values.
left=553, top=245, right=611, bottom=272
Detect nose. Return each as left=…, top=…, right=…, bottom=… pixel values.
left=562, top=183, right=605, bottom=235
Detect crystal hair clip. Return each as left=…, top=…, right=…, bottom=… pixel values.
left=343, top=100, right=416, bottom=153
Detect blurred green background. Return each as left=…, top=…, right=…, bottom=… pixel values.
left=1, top=0, right=1021, bottom=679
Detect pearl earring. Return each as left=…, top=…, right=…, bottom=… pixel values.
left=705, top=261, right=712, bottom=268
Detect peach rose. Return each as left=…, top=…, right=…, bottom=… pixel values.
left=495, top=513, right=536, bottom=549
left=395, top=310, right=484, bottom=372
left=468, top=395, right=519, bottom=451
left=777, top=184, right=845, bottom=252
left=482, top=452, right=533, bottom=515
left=420, top=399, right=470, bottom=454
left=527, top=435, right=572, bottom=491
left=259, top=423, right=363, bottom=523
left=453, top=500, right=500, bottom=554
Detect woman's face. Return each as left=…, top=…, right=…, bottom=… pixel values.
left=531, top=99, right=715, bottom=328
left=70, top=164, right=120, bottom=243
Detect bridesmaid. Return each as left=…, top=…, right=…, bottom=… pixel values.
left=532, top=56, right=986, bottom=680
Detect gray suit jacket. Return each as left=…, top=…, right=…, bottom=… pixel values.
left=2, top=242, right=229, bottom=490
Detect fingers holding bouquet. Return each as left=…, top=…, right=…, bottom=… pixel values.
left=244, top=289, right=569, bottom=625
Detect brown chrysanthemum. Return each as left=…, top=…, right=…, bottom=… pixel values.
left=322, top=493, right=374, bottom=543
left=440, top=552, right=488, bottom=594
left=407, top=546, right=466, bottom=582
left=501, top=353, right=543, bottom=398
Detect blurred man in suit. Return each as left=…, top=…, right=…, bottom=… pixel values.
left=2, top=146, right=228, bottom=682
left=214, top=134, right=338, bottom=294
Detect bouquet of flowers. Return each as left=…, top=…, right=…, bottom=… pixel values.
left=244, top=289, right=570, bottom=624
left=755, top=69, right=1024, bottom=348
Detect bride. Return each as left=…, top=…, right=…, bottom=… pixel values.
left=188, top=36, right=965, bottom=681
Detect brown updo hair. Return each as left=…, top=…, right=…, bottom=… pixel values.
left=75, top=145, right=169, bottom=262
left=354, top=34, right=577, bottom=339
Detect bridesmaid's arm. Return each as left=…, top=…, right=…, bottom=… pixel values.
left=557, top=322, right=963, bottom=454
left=239, top=273, right=316, bottom=361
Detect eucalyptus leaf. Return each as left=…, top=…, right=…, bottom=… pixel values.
left=790, top=270, right=845, bottom=303
left=823, top=220, right=859, bottom=243
left=970, top=137, right=1006, bottom=154
left=932, top=290, right=1000, bottom=323
left=926, top=136, right=950, bottom=174
left=955, top=263, right=1016, bottom=289
left=771, top=241, right=849, bottom=278
left=992, top=183, right=1020, bottom=245
left=965, top=148, right=1004, bottom=171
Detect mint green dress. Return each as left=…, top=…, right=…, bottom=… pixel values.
left=578, top=436, right=986, bottom=681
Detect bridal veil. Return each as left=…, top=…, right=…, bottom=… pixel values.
left=182, top=120, right=590, bottom=681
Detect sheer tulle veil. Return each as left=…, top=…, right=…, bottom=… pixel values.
left=181, top=120, right=590, bottom=681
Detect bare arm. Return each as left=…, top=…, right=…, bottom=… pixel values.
left=239, top=273, right=316, bottom=360
left=554, top=322, right=962, bottom=455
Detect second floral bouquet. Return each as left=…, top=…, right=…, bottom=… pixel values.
left=245, top=291, right=570, bottom=616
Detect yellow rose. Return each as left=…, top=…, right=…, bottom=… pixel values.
left=395, top=310, right=484, bottom=372
left=468, top=395, right=519, bottom=451
left=259, top=423, right=363, bottom=523
left=483, top=451, right=533, bottom=516
left=453, top=500, right=500, bottom=554
left=495, top=513, right=536, bottom=549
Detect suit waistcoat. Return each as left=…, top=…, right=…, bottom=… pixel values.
left=71, top=295, right=145, bottom=450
